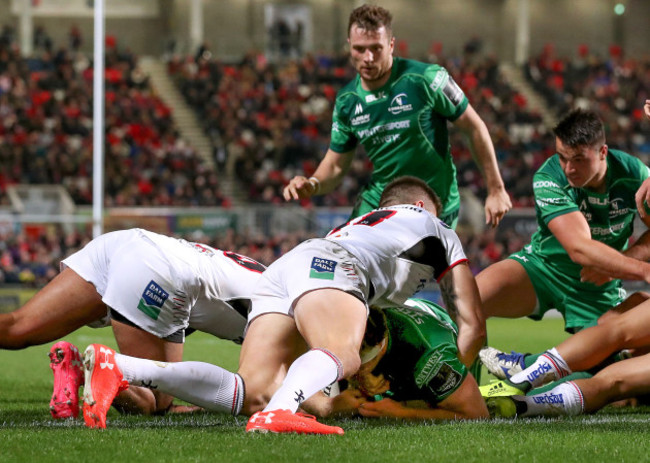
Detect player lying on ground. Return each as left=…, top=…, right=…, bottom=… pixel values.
left=486, top=351, right=650, bottom=418
left=0, top=228, right=263, bottom=419
left=305, top=299, right=488, bottom=421
left=77, top=299, right=487, bottom=428
left=81, top=176, right=486, bottom=434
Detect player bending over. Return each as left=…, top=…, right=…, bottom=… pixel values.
left=0, top=228, right=263, bottom=420
left=81, top=176, right=485, bottom=434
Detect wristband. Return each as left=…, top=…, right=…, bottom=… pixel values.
left=308, top=176, right=321, bottom=194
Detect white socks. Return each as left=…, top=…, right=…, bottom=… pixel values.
left=519, top=381, right=585, bottom=417
left=115, top=353, right=244, bottom=415
left=264, top=348, right=343, bottom=413
left=510, top=348, right=572, bottom=389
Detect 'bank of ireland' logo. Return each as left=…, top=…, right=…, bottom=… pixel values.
left=309, top=257, right=337, bottom=280
left=388, top=93, right=413, bottom=115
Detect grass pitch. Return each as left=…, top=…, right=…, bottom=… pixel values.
left=2, top=318, right=650, bottom=463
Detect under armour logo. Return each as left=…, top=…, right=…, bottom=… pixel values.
left=294, top=390, right=306, bottom=404
left=252, top=411, right=275, bottom=424
left=99, top=347, right=115, bottom=370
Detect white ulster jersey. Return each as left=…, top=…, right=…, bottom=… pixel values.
left=139, top=229, right=265, bottom=342
left=325, top=205, right=467, bottom=307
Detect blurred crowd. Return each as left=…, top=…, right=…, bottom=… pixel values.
left=525, top=43, right=650, bottom=162
left=0, top=25, right=229, bottom=208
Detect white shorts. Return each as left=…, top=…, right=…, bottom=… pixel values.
left=248, top=239, right=370, bottom=326
left=62, top=229, right=197, bottom=339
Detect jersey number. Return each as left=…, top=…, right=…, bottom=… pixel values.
left=329, top=210, right=397, bottom=235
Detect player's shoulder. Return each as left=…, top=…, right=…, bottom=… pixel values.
left=335, top=77, right=362, bottom=102
left=608, top=148, right=647, bottom=178
left=395, top=56, right=443, bottom=76
left=533, top=155, right=568, bottom=186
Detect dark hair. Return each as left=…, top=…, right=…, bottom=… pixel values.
left=553, top=108, right=605, bottom=149
left=362, top=307, right=388, bottom=351
left=378, top=175, right=442, bottom=212
left=348, top=4, right=393, bottom=37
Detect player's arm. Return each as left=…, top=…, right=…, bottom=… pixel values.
left=453, top=104, right=512, bottom=227
left=549, top=211, right=650, bottom=283
left=283, top=148, right=355, bottom=201
left=358, top=374, right=488, bottom=420
left=438, top=262, right=486, bottom=367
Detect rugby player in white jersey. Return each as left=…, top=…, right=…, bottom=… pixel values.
left=82, top=176, right=485, bottom=434
left=0, top=228, right=263, bottom=422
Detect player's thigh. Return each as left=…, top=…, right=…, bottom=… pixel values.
left=294, top=288, right=367, bottom=374
left=578, top=353, right=650, bottom=411
left=602, top=298, right=650, bottom=349
left=1, top=267, right=106, bottom=346
left=475, top=259, right=537, bottom=318
left=238, top=313, right=306, bottom=406
left=599, top=291, right=650, bottom=323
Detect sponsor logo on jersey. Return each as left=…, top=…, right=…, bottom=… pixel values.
left=309, top=257, right=337, bottom=280
left=429, top=71, right=447, bottom=92
left=354, top=103, right=363, bottom=115
left=358, top=120, right=410, bottom=138
left=431, top=364, right=463, bottom=395
left=332, top=121, right=340, bottom=133
left=609, top=198, right=630, bottom=217
left=415, top=351, right=443, bottom=387
left=532, top=392, right=564, bottom=404
left=137, top=280, right=169, bottom=320
left=533, top=180, right=561, bottom=189
left=351, top=115, right=370, bottom=125
left=365, top=91, right=385, bottom=103
left=442, top=76, right=464, bottom=106
left=536, top=197, right=569, bottom=208
left=388, top=93, right=413, bottom=115
left=590, top=221, right=626, bottom=237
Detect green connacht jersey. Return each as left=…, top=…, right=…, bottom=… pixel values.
left=330, top=57, right=469, bottom=221
left=373, top=299, right=467, bottom=404
left=527, top=149, right=649, bottom=294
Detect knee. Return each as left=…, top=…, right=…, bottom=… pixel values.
left=0, top=315, right=32, bottom=350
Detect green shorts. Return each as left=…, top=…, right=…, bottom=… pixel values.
left=508, top=249, right=626, bottom=333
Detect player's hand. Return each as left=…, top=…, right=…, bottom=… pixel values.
left=283, top=175, right=318, bottom=201
left=635, top=178, right=650, bottom=218
left=358, top=397, right=406, bottom=419
left=331, top=388, right=368, bottom=415
left=644, top=99, right=650, bottom=120
left=580, top=266, right=613, bottom=286
left=484, top=188, right=512, bottom=227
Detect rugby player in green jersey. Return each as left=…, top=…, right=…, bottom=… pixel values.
left=305, top=299, right=488, bottom=421
left=478, top=108, right=650, bottom=381
left=283, top=4, right=511, bottom=228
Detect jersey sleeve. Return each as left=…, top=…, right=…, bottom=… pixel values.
left=423, top=65, right=468, bottom=122
left=414, top=346, right=467, bottom=404
left=432, top=220, right=468, bottom=281
left=329, top=97, right=358, bottom=153
left=533, top=171, right=579, bottom=225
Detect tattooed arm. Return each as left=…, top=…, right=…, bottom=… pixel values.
left=439, top=262, right=486, bottom=367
